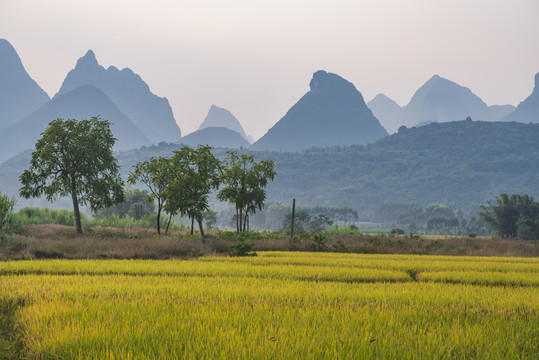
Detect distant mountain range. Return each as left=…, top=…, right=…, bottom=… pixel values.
left=198, top=105, right=252, bottom=143
left=367, top=94, right=403, bottom=134
left=180, top=127, right=250, bottom=149
left=503, top=72, right=539, bottom=123
left=0, top=84, right=151, bottom=162
left=1, top=37, right=538, bottom=165
left=0, top=39, right=182, bottom=163
left=252, top=70, right=388, bottom=151
left=56, top=50, right=181, bottom=143
left=0, top=39, right=50, bottom=129
left=368, top=75, right=520, bottom=132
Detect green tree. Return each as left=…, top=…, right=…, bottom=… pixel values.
left=164, top=146, right=221, bottom=244
left=218, top=151, right=276, bottom=232
left=282, top=210, right=311, bottom=234
left=479, top=193, right=539, bottom=239
left=95, top=188, right=155, bottom=220
left=0, top=192, right=16, bottom=231
left=128, top=157, right=171, bottom=234
left=19, top=118, right=124, bottom=234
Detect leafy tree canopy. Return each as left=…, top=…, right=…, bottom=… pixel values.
left=218, top=151, right=276, bottom=232
left=163, top=145, right=222, bottom=243
left=19, top=117, right=124, bottom=234
left=479, top=193, right=539, bottom=239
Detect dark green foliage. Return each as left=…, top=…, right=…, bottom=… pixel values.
left=164, top=146, right=222, bottom=244
left=217, top=151, right=275, bottom=232
left=19, top=117, right=124, bottom=234
left=228, top=233, right=257, bottom=257
left=128, top=157, right=171, bottom=234
left=203, top=209, right=218, bottom=229
left=308, top=214, right=334, bottom=232
left=282, top=211, right=335, bottom=234
left=12, top=207, right=85, bottom=226
left=0, top=192, right=16, bottom=231
left=255, top=121, right=539, bottom=218
left=95, top=188, right=155, bottom=220
left=282, top=210, right=311, bottom=234
left=309, top=233, right=329, bottom=252
left=480, top=193, right=539, bottom=239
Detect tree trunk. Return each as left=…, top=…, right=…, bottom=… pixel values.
left=191, top=216, right=194, bottom=235
left=195, top=192, right=205, bottom=244
left=70, top=178, right=83, bottom=235
left=156, top=200, right=161, bottom=235
left=165, top=213, right=172, bottom=234
left=239, top=207, right=243, bottom=233
left=236, top=208, right=240, bottom=233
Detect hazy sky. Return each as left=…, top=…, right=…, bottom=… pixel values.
left=1, top=0, right=538, bottom=139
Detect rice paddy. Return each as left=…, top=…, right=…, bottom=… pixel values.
left=0, top=252, right=537, bottom=359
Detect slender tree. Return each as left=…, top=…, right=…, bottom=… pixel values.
left=128, top=157, right=171, bottom=234
left=19, top=117, right=124, bottom=234
left=164, top=146, right=221, bottom=243
left=218, top=151, right=276, bottom=232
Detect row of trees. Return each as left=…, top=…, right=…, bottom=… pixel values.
left=128, top=146, right=275, bottom=242
left=18, top=118, right=275, bottom=240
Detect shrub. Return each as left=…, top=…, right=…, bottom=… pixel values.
left=0, top=192, right=16, bottom=230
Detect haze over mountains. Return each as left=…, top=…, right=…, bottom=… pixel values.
left=0, top=39, right=50, bottom=129
left=0, top=84, right=151, bottom=162
left=55, top=50, right=181, bottom=143
left=0, top=40, right=181, bottom=163
left=181, top=127, right=250, bottom=149
left=2, top=120, right=537, bottom=219
left=198, top=105, right=252, bottom=143
left=503, top=72, right=539, bottom=123
left=1, top=38, right=539, bottom=218
left=369, top=75, right=518, bottom=132
left=179, top=105, right=252, bottom=148
left=252, top=70, right=388, bottom=151
left=367, top=94, right=403, bottom=134
left=0, top=37, right=538, bottom=163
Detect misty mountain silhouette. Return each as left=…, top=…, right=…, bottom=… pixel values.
left=402, top=75, right=491, bottom=126
left=55, top=50, right=181, bottom=143
left=0, top=39, right=50, bottom=129
left=180, top=127, right=250, bottom=149
left=199, top=105, right=251, bottom=143
left=488, top=104, right=515, bottom=121
left=503, top=72, right=539, bottom=123
left=251, top=70, right=388, bottom=151
left=0, top=84, right=150, bottom=163
left=367, top=94, right=403, bottom=134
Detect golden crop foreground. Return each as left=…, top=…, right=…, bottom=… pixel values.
left=0, top=252, right=537, bottom=359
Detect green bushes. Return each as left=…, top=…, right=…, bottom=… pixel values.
left=12, top=207, right=83, bottom=227
left=0, top=193, right=16, bottom=231
left=10, top=207, right=186, bottom=231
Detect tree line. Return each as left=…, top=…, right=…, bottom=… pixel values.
left=18, top=117, right=275, bottom=241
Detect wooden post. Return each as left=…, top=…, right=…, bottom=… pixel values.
left=291, top=198, right=296, bottom=241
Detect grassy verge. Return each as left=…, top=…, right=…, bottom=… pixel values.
left=0, top=224, right=537, bottom=260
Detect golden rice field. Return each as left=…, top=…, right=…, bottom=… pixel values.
left=0, top=252, right=538, bottom=359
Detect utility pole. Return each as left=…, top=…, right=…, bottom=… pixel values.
left=291, top=198, right=296, bottom=241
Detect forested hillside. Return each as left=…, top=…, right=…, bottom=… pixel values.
left=256, top=120, right=539, bottom=218
left=1, top=120, right=538, bottom=220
